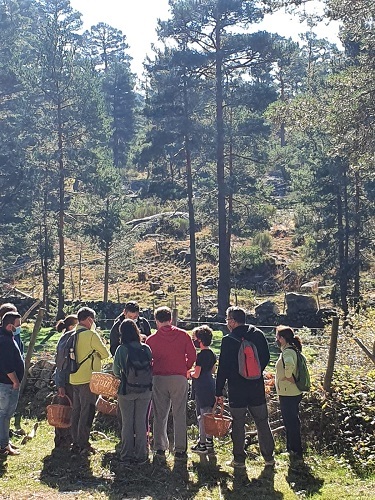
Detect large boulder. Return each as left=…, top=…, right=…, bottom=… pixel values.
left=286, top=293, right=318, bottom=315
left=255, top=300, right=280, bottom=318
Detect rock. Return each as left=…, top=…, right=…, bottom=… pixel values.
left=286, top=293, right=318, bottom=315
left=149, top=282, right=161, bottom=291
left=255, top=300, right=280, bottom=318
left=300, top=281, right=319, bottom=294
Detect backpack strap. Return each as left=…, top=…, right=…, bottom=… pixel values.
left=75, top=330, right=95, bottom=368
left=228, top=333, right=241, bottom=343
left=281, top=346, right=298, bottom=381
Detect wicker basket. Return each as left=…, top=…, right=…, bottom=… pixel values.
left=96, top=395, right=118, bottom=416
left=203, top=401, right=232, bottom=437
left=90, top=372, right=120, bottom=398
left=46, top=395, right=73, bottom=428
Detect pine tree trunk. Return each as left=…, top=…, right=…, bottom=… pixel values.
left=183, top=77, right=198, bottom=321
left=216, top=13, right=230, bottom=319
left=57, top=100, right=65, bottom=319
left=104, top=241, right=110, bottom=303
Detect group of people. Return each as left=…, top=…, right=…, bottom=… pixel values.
left=0, top=299, right=306, bottom=469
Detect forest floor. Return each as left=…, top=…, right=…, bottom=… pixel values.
left=1, top=418, right=375, bottom=500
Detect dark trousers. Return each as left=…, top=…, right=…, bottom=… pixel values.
left=54, top=383, right=74, bottom=448
left=279, top=394, right=303, bottom=455
left=230, top=403, right=275, bottom=464
left=71, top=383, right=97, bottom=449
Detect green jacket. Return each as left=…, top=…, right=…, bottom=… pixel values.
left=275, top=345, right=302, bottom=396
left=69, top=326, right=110, bottom=385
left=113, top=341, right=152, bottom=395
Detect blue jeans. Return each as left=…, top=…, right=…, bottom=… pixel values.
left=0, top=383, right=20, bottom=449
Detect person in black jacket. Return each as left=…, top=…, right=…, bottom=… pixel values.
left=0, top=312, right=25, bottom=457
left=110, top=301, right=151, bottom=356
left=216, top=306, right=275, bottom=468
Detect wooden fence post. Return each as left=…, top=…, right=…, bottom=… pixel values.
left=19, top=307, right=45, bottom=397
left=323, top=316, right=339, bottom=392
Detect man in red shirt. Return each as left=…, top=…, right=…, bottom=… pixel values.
left=146, top=307, right=196, bottom=461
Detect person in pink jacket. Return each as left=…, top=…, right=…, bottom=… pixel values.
left=146, top=307, right=196, bottom=461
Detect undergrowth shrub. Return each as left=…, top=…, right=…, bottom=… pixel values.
left=157, top=216, right=189, bottom=239
left=301, top=368, right=375, bottom=477
left=231, top=245, right=268, bottom=276
left=253, top=231, right=272, bottom=252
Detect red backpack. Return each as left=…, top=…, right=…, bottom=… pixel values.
left=229, top=335, right=262, bottom=380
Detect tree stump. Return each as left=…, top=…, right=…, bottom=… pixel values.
left=138, top=271, right=147, bottom=282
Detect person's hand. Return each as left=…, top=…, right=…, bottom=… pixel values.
left=140, top=334, right=147, bottom=343
left=215, top=396, right=224, bottom=404
left=12, top=381, right=20, bottom=390
left=187, top=369, right=193, bottom=379
left=58, top=387, right=66, bottom=397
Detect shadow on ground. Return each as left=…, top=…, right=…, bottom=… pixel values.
left=40, top=448, right=110, bottom=494
left=286, top=456, right=324, bottom=497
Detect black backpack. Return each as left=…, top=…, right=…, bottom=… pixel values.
left=123, top=344, right=152, bottom=394
left=57, top=329, right=93, bottom=375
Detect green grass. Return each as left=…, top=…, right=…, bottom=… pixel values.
left=1, top=418, right=374, bottom=499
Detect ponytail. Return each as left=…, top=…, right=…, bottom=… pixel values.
left=276, top=325, right=303, bottom=352
left=55, top=319, right=66, bottom=333
left=56, top=314, right=78, bottom=333
left=291, top=335, right=302, bottom=352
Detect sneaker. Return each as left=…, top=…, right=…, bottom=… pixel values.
left=206, top=437, right=214, bottom=448
left=206, top=438, right=215, bottom=454
left=226, top=459, right=246, bottom=469
left=264, top=458, right=275, bottom=467
left=5, top=444, right=20, bottom=456
left=174, top=451, right=188, bottom=461
left=191, top=443, right=208, bottom=455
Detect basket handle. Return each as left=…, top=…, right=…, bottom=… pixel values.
left=212, top=399, right=224, bottom=417
left=52, top=394, right=73, bottom=407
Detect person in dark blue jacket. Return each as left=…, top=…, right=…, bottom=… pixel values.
left=0, top=312, right=25, bottom=457
left=215, top=306, right=275, bottom=468
left=0, top=303, right=24, bottom=357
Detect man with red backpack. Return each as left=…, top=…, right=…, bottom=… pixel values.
left=215, top=306, right=274, bottom=468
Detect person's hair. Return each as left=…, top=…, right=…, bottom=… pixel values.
left=276, top=325, right=302, bottom=352
left=77, top=307, right=96, bottom=322
left=155, top=306, right=171, bottom=323
left=0, top=303, right=17, bottom=320
left=2, top=311, right=21, bottom=329
left=226, top=306, right=246, bottom=325
left=56, top=314, right=78, bottom=333
left=120, top=319, right=141, bottom=344
left=124, top=301, right=140, bottom=313
left=193, top=325, right=213, bottom=346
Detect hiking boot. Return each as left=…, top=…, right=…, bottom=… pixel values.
left=174, top=451, right=188, bottom=461
left=191, top=442, right=208, bottom=455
